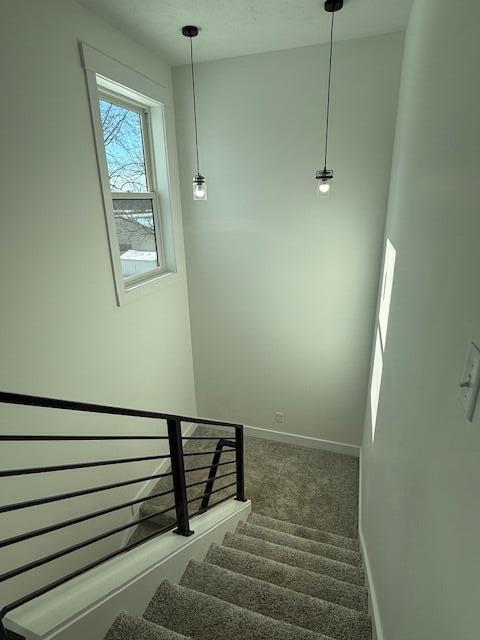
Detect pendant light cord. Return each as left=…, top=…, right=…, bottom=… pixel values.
left=323, top=9, right=335, bottom=171
left=189, top=36, right=200, bottom=175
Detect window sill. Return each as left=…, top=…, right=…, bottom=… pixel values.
left=117, top=270, right=179, bottom=306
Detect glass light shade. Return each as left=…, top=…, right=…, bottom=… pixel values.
left=316, top=168, right=333, bottom=198
left=193, top=174, right=207, bottom=201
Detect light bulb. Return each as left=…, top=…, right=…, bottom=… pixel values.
left=193, top=174, right=207, bottom=201
left=319, top=181, right=330, bottom=195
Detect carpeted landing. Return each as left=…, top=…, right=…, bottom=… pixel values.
left=106, top=515, right=371, bottom=640
left=106, top=429, right=368, bottom=639
left=129, top=425, right=359, bottom=544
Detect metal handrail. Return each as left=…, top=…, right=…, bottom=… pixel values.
left=0, top=487, right=176, bottom=549
left=185, top=470, right=237, bottom=490
left=185, top=459, right=237, bottom=473
left=0, top=391, right=246, bottom=640
left=199, top=438, right=239, bottom=511
left=0, top=504, right=177, bottom=584
left=190, top=480, right=238, bottom=505
left=0, top=471, right=173, bottom=514
left=0, top=434, right=169, bottom=441
left=0, top=513, right=178, bottom=640
left=0, top=453, right=172, bottom=477
left=0, top=391, right=242, bottom=427
left=189, top=491, right=239, bottom=518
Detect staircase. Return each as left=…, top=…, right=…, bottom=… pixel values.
left=106, top=512, right=371, bottom=640
left=0, top=392, right=246, bottom=640
left=0, top=392, right=365, bottom=640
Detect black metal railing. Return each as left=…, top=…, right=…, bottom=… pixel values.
left=0, top=391, right=246, bottom=640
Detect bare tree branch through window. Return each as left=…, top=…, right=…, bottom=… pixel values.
left=99, top=97, right=159, bottom=278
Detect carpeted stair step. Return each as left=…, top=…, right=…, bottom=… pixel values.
left=237, top=521, right=362, bottom=567
left=139, top=502, right=177, bottom=528
left=105, top=612, right=191, bottom=640
left=248, top=513, right=359, bottom=551
left=180, top=560, right=371, bottom=640
left=127, top=518, right=176, bottom=547
left=223, top=532, right=365, bottom=586
left=144, top=580, right=332, bottom=640
left=206, top=542, right=368, bottom=612
left=128, top=522, right=155, bottom=546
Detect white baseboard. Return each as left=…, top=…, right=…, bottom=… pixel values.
left=245, top=425, right=360, bottom=457
left=358, top=447, right=383, bottom=639
left=359, top=526, right=384, bottom=640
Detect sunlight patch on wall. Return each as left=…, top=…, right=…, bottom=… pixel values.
left=370, top=238, right=397, bottom=442
left=370, top=329, right=384, bottom=441
left=379, top=238, right=397, bottom=348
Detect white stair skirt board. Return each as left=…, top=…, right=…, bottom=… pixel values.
left=358, top=526, right=384, bottom=640
left=6, top=500, right=251, bottom=640
left=358, top=449, right=383, bottom=640
left=245, top=425, right=360, bottom=457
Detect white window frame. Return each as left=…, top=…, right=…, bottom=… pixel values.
left=81, top=43, right=177, bottom=305
left=99, top=89, right=165, bottom=281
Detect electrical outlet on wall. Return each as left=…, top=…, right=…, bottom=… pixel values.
left=459, top=342, right=480, bottom=421
left=275, top=412, right=284, bottom=424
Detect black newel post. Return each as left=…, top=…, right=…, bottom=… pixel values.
left=167, top=419, right=194, bottom=536
left=235, top=426, right=247, bottom=502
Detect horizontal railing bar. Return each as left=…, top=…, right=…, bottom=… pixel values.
left=187, top=481, right=238, bottom=504
left=0, top=454, right=171, bottom=478
left=0, top=471, right=172, bottom=514
left=0, top=504, right=176, bottom=584
left=183, top=448, right=235, bottom=457
left=0, top=435, right=168, bottom=441
left=185, top=459, right=236, bottom=474
left=185, top=470, right=236, bottom=490
left=182, top=436, right=230, bottom=440
left=0, top=487, right=176, bottom=549
left=189, top=492, right=238, bottom=518
left=0, top=391, right=242, bottom=429
left=0, top=519, right=177, bottom=622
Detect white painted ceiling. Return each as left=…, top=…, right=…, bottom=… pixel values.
left=76, top=0, right=412, bottom=66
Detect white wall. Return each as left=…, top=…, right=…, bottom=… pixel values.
left=173, top=33, right=404, bottom=446
left=360, top=1, right=480, bottom=638
left=0, top=0, right=195, bottom=608
left=0, top=0, right=195, bottom=414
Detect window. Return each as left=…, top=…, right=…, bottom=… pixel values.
left=81, top=42, right=176, bottom=305
left=99, top=92, right=163, bottom=282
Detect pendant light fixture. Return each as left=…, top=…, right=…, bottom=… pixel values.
left=316, top=0, right=343, bottom=197
left=182, top=25, right=207, bottom=201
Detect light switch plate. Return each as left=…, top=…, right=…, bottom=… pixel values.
left=459, top=342, right=480, bottom=421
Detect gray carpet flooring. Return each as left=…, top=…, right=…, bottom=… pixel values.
left=245, top=436, right=359, bottom=538
left=106, top=428, right=368, bottom=640
left=130, top=426, right=359, bottom=544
